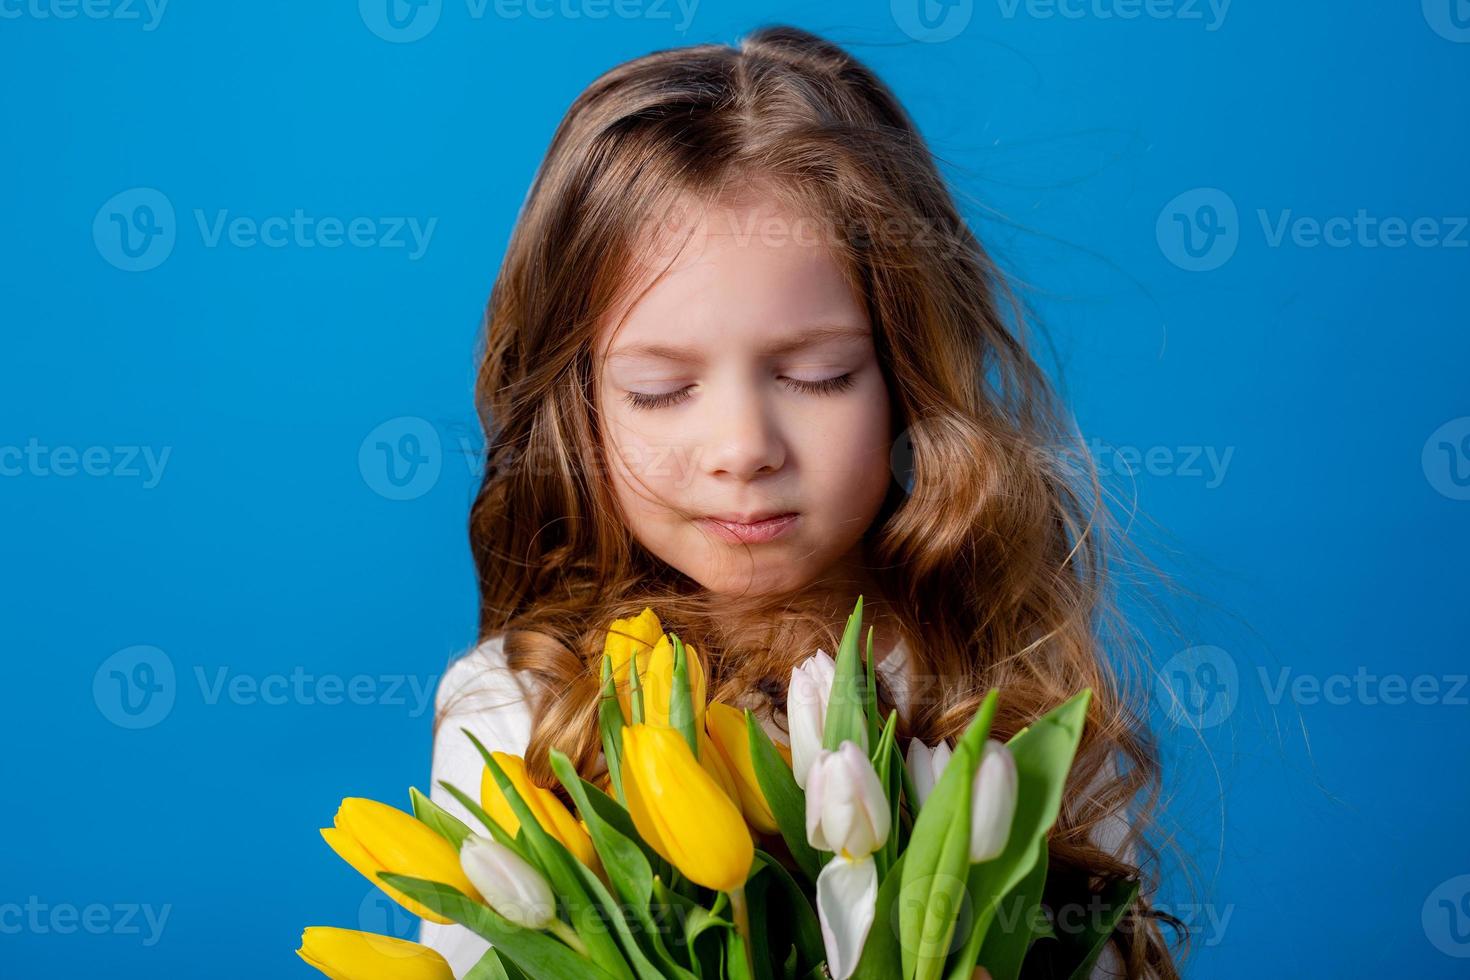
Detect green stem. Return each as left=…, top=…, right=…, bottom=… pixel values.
left=546, top=917, right=589, bottom=956
left=728, top=884, right=754, bottom=971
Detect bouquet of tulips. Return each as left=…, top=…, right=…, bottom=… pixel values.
left=298, top=598, right=1132, bottom=980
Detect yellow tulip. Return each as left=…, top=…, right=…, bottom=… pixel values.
left=481, top=751, right=601, bottom=873
left=320, top=799, right=481, bottom=925
left=602, top=609, right=707, bottom=728
left=640, top=634, right=708, bottom=730
left=621, top=723, right=753, bottom=892
left=296, top=927, right=453, bottom=980
left=699, top=729, right=742, bottom=804
left=603, top=608, right=663, bottom=721
left=704, top=702, right=780, bottom=834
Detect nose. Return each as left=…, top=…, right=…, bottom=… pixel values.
left=700, top=383, right=786, bottom=481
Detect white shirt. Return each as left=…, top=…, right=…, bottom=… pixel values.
left=419, top=633, right=1129, bottom=977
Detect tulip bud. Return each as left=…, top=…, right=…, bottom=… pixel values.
left=969, top=739, right=1018, bottom=862
left=458, top=834, right=556, bottom=930
left=704, top=701, right=780, bottom=834
left=621, top=723, right=754, bottom=892
left=296, top=927, right=453, bottom=980
left=905, top=737, right=953, bottom=809
left=805, top=741, right=890, bottom=859
left=789, top=649, right=836, bottom=789
left=320, top=798, right=482, bottom=925
left=481, top=752, right=601, bottom=873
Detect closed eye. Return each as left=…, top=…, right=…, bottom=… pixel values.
left=622, top=373, right=857, bottom=411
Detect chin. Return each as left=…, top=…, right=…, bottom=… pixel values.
left=689, top=560, right=815, bottom=599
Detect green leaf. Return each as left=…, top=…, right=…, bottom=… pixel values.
left=850, top=851, right=907, bottom=979
left=898, top=690, right=997, bottom=980
left=549, top=751, right=697, bottom=980
left=436, top=780, right=526, bottom=861
left=670, top=635, right=699, bottom=758
left=864, top=626, right=882, bottom=757
left=463, top=946, right=516, bottom=980
left=1062, top=877, right=1139, bottom=980
left=823, top=597, right=869, bottom=753
left=410, top=786, right=472, bottom=849
left=942, top=690, right=1093, bottom=980
left=752, top=851, right=825, bottom=973
left=599, top=656, right=628, bottom=805
left=870, top=710, right=900, bottom=881
left=746, top=711, right=823, bottom=883
left=468, top=730, right=637, bottom=980
left=380, top=874, right=622, bottom=980
left=975, top=841, right=1048, bottom=980
left=629, top=650, right=646, bottom=725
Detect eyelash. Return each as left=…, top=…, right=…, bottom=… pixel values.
left=623, top=373, right=857, bottom=411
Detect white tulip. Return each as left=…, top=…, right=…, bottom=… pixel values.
left=904, top=737, right=953, bottom=809
left=968, top=739, right=1018, bottom=863
left=816, top=853, right=878, bottom=980
left=459, top=834, right=556, bottom=930
left=805, top=740, right=891, bottom=859
left=789, top=649, right=836, bottom=789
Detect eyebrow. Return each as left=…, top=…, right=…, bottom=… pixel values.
left=606, top=324, right=870, bottom=364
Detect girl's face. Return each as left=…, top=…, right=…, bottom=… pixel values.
left=594, top=196, right=894, bottom=598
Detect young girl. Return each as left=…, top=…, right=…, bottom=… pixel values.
left=422, top=25, right=1179, bottom=978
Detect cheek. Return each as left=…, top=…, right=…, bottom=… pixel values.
left=600, top=405, right=690, bottom=519
left=797, top=380, right=893, bottom=504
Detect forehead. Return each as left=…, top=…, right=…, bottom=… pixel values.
left=596, top=195, right=869, bottom=362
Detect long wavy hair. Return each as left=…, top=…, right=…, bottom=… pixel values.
left=451, top=24, right=1183, bottom=975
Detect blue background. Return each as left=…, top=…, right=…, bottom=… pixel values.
left=2, top=1, right=1467, bottom=976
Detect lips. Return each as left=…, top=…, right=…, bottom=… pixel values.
left=696, top=511, right=799, bottom=545
left=702, top=511, right=796, bottom=526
